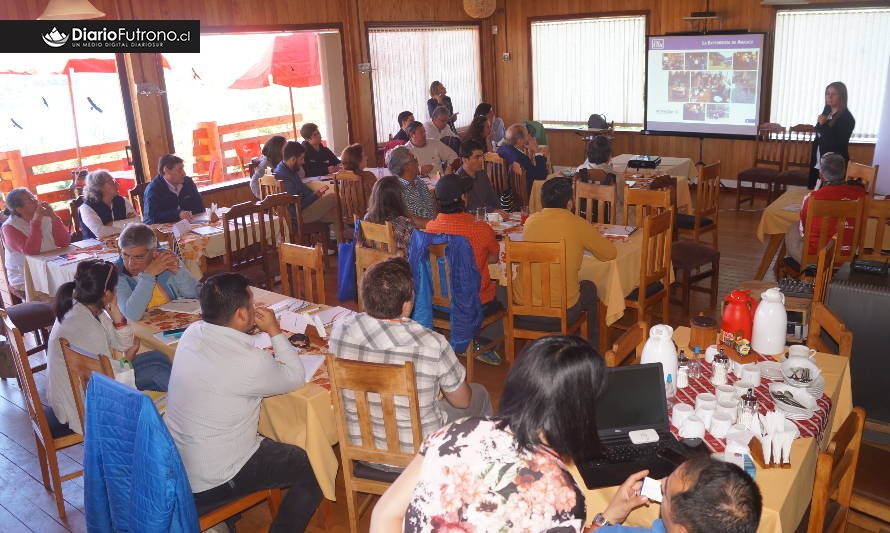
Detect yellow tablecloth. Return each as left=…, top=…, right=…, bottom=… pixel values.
left=573, top=326, right=853, bottom=533
left=131, top=287, right=340, bottom=501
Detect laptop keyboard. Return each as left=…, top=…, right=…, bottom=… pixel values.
left=589, top=436, right=686, bottom=466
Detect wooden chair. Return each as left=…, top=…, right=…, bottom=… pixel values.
left=857, top=197, right=890, bottom=261
left=846, top=160, right=879, bottom=195
left=777, top=197, right=865, bottom=280
left=807, top=302, right=853, bottom=359
left=574, top=182, right=616, bottom=224
left=503, top=239, right=587, bottom=364
left=325, top=353, right=422, bottom=533
left=671, top=240, right=720, bottom=321
left=356, top=217, right=396, bottom=253
left=604, top=320, right=647, bottom=367
left=483, top=151, right=509, bottom=195
left=510, top=165, right=529, bottom=209
left=851, top=440, right=890, bottom=527
left=0, top=310, right=83, bottom=520
left=355, top=246, right=399, bottom=312
left=678, top=161, right=720, bottom=248
left=623, top=186, right=671, bottom=228
left=258, top=174, right=282, bottom=200
left=4, top=301, right=55, bottom=374
left=773, top=124, right=817, bottom=198
left=427, top=242, right=505, bottom=382
left=59, top=338, right=115, bottom=430
left=813, top=234, right=838, bottom=305
left=333, top=170, right=369, bottom=243
left=257, top=192, right=301, bottom=287
left=69, top=195, right=84, bottom=241
left=625, top=209, right=673, bottom=326
left=736, top=122, right=785, bottom=210
left=802, top=407, right=865, bottom=533
left=222, top=200, right=267, bottom=287
left=278, top=243, right=326, bottom=304
left=128, top=182, right=148, bottom=217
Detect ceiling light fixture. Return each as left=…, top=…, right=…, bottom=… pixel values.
left=37, top=0, right=106, bottom=20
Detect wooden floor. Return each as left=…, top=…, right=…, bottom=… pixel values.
left=0, top=190, right=885, bottom=532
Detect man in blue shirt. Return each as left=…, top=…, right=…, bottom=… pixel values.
left=273, top=141, right=338, bottom=229
left=142, top=154, right=205, bottom=225
left=496, top=123, right=549, bottom=194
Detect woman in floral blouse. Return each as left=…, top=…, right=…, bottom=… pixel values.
left=371, top=335, right=650, bottom=532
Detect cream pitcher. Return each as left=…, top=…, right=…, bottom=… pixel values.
left=640, top=324, right=677, bottom=384
left=751, top=287, right=787, bottom=356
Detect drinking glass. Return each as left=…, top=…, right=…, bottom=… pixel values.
left=520, top=206, right=530, bottom=224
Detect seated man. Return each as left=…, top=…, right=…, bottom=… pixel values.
left=165, top=273, right=322, bottom=532
left=497, top=123, right=549, bottom=194
left=405, top=121, right=458, bottom=176
left=388, top=145, right=436, bottom=227
left=456, top=139, right=505, bottom=216
left=598, top=456, right=762, bottom=532
left=784, top=151, right=865, bottom=264
left=329, top=258, right=492, bottom=462
left=115, top=223, right=199, bottom=321
left=423, top=105, right=459, bottom=142
left=299, top=122, right=342, bottom=177
left=274, top=141, right=338, bottom=228
left=143, top=154, right=204, bottom=225
left=393, top=110, right=414, bottom=142
left=522, top=177, right=616, bottom=343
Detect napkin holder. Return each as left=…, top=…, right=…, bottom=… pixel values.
left=747, top=436, right=791, bottom=469
left=209, top=210, right=220, bottom=224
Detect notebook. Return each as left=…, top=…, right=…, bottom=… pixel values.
left=577, top=363, right=688, bottom=489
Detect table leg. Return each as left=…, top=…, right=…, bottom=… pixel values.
left=755, top=234, right=785, bottom=280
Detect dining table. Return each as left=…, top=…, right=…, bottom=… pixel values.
left=130, top=287, right=343, bottom=501
left=573, top=326, right=853, bottom=533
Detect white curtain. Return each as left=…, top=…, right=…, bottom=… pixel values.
left=368, top=26, right=482, bottom=143
left=531, top=16, right=646, bottom=126
left=771, top=8, right=890, bottom=141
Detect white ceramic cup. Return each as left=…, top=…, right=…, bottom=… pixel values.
left=740, top=364, right=762, bottom=387
left=680, top=415, right=706, bottom=439
left=695, top=392, right=717, bottom=411
left=710, top=412, right=733, bottom=438
left=696, top=404, right=715, bottom=429
left=715, top=384, right=736, bottom=403
left=486, top=212, right=502, bottom=224
left=671, top=403, right=695, bottom=428
left=734, top=380, right=755, bottom=399
left=725, top=431, right=751, bottom=457
left=704, top=344, right=720, bottom=364
left=788, top=344, right=817, bottom=359
left=716, top=399, right=739, bottom=423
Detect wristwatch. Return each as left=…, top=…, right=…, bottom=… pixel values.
left=592, top=513, right=613, bottom=527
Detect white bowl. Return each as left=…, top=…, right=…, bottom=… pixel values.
left=781, top=356, right=821, bottom=387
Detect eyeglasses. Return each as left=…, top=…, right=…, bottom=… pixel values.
left=121, top=251, right=149, bottom=262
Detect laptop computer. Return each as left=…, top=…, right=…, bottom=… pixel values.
left=578, top=362, right=688, bottom=489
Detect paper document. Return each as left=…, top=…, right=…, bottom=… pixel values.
left=300, top=355, right=325, bottom=380
left=171, top=219, right=192, bottom=240
left=279, top=311, right=308, bottom=334
left=252, top=332, right=273, bottom=350
left=152, top=331, right=181, bottom=345
left=71, top=238, right=103, bottom=249
left=191, top=225, right=222, bottom=236
left=597, top=225, right=638, bottom=238
left=312, top=306, right=354, bottom=326
left=781, top=204, right=802, bottom=212
left=158, top=299, right=201, bottom=315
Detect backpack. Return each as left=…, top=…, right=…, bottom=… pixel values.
left=588, top=114, right=609, bottom=130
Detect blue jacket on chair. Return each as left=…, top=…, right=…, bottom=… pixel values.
left=84, top=373, right=200, bottom=533
left=407, top=231, right=483, bottom=353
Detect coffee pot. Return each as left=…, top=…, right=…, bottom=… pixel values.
left=722, top=290, right=756, bottom=340
left=641, top=324, right=677, bottom=384
left=751, top=287, right=787, bottom=356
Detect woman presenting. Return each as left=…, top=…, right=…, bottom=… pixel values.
left=810, top=81, right=855, bottom=188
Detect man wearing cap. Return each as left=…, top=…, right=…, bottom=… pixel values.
left=425, top=174, right=503, bottom=365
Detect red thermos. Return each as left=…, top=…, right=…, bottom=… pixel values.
left=721, top=290, right=756, bottom=340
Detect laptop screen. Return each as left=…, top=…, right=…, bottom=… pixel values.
left=595, top=363, right=670, bottom=440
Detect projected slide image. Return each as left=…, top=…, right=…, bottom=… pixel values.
left=733, top=51, right=758, bottom=70
left=690, top=72, right=730, bottom=103
left=662, top=53, right=685, bottom=70
left=683, top=103, right=705, bottom=121
left=707, top=52, right=733, bottom=70
left=731, top=71, right=757, bottom=104
left=685, top=52, right=707, bottom=70
left=668, top=72, right=690, bottom=102
left=707, top=104, right=730, bottom=120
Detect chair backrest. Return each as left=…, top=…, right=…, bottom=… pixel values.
left=605, top=320, right=647, bottom=367
left=258, top=175, right=282, bottom=200
left=802, top=197, right=865, bottom=267
left=233, top=139, right=261, bottom=176
left=574, top=182, right=616, bottom=224
left=355, top=246, right=399, bottom=312
left=221, top=200, right=265, bottom=272
left=846, top=161, right=879, bottom=195
left=59, top=337, right=115, bottom=430
left=807, top=406, right=865, bottom=533
left=624, top=186, right=671, bottom=228
left=694, top=161, right=721, bottom=226
left=257, top=192, right=298, bottom=247
left=278, top=243, right=326, bottom=304
left=357, top=217, right=396, bottom=253
left=807, top=302, right=853, bottom=359
left=427, top=243, right=452, bottom=310
left=813, top=234, right=838, bottom=305
left=638, top=210, right=674, bottom=302
left=333, top=170, right=368, bottom=243
left=510, top=165, right=529, bottom=207
left=128, top=182, right=148, bottom=217
left=69, top=195, right=84, bottom=241
left=504, top=239, right=568, bottom=324
left=752, top=122, right=786, bottom=169
left=858, top=197, right=890, bottom=261
left=325, top=352, right=422, bottom=469
left=784, top=124, right=817, bottom=171
left=483, top=152, right=510, bottom=195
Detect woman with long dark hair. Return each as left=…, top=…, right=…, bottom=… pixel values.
left=364, top=175, right=417, bottom=252
left=460, top=115, right=492, bottom=153
left=474, top=102, right=505, bottom=147
left=339, top=143, right=377, bottom=202
left=46, top=259, right=173, bottom=433
left=371, top=336, right=649, bottom=531
left=250, top=135, right=287, bottom=199
left=810, top=81, right=855, bottom=188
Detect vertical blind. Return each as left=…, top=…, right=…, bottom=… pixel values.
left=771, top=8, right=890, bottom=142
left=531, top=15, right=646, bottom=126
left=368, top=26, right=482, bottom=143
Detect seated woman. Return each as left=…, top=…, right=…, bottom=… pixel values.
left=474, top=102, right=505, bottom=148
left=114, top=223, right=199, bottom=321
left=47, top=259, right=173, bottom=434
left=1, top=188, right=70, bottom=298
left=363, top=176, right=417, bottom=253
left=460, top=115, right=492, bottom=153
left=249, top=135, right=286, bottom=199
left=339, top=143, right=377, bottom=202
left=79, top=169, right=139, bottom=239
left=371, top=335, right=648, bottom=531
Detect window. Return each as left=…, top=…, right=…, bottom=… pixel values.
left=530, top=15, right=646, bottom=127
left=368, top=25, right=482, bottom=143
left=771, top=8, right=890, bottom=142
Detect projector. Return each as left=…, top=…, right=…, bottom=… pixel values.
left=628, top=155, right=662, bottom=169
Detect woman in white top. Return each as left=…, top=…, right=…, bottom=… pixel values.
left=1, top=188, right=71, bottom=297
left=47, top=259, right=172, bottom=434
left=79, top=170, right=138, bottom=239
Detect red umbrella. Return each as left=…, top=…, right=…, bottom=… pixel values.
left=228, top=33, right=321, bottom=136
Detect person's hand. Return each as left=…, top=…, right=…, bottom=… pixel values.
left=254, top=307, right=283, bottom=337
left=511, top=161, right=523, bottom=175
left=817, top=114, right=828, bottom=126
left=124, top=338, right=141, bottom=361
left=603, top=470, right=651, bottom=525
left=496, top=209, right=510, bottom=219
left=420, top=164, right=434, bottom=175
left=36, top=202, right=54, bottom=218
left=144, top=250, right=178, bottom=277
left=328, top=164, right=342, bottom=174
left=179, top=210, right=193, bottom=221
